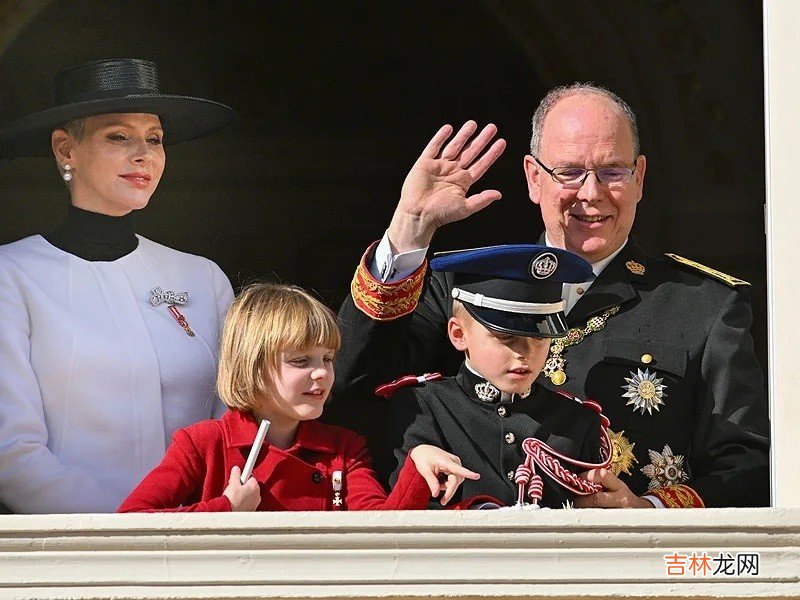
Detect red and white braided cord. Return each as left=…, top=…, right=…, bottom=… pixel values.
left=519, top=428, right=613, bottom=496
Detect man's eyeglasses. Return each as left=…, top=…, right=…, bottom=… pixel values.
left=533, top=156, right=636, bottom=188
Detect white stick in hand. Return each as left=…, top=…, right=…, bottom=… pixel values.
left=240, top=419, right=270, bottom=484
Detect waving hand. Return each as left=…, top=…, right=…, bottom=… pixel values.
left=388, top=121, right=506, bottom=252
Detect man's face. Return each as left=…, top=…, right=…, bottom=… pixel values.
left=524, top=94, right=646, bottom=264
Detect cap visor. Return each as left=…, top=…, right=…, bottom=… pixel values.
left=464, top=304, right=568, bottom=338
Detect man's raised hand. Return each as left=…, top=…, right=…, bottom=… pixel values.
left=388, top=121, right=506, bottom=253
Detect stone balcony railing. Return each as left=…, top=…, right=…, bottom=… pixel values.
left=1, top=508, right=798, bottom=599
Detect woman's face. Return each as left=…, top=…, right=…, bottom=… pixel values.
left=55, top=113, right=166, bottom=216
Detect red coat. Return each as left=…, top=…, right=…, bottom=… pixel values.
left=118, top=410, right=430, bottom=512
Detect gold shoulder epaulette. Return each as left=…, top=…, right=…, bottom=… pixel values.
left=665, top=253, right=750, bottom=287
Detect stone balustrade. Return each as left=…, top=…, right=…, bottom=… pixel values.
left=1, top=508, right=798, bottom=599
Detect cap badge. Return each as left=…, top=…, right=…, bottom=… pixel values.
left=475, top=381, right=500, bottom=402
left=530, top=252, right=558, bottom=279
left=625, top=260, right=645, bottom=276
left=621, top=368, right=667, bottom=415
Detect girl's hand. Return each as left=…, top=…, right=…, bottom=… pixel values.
left=409, top=444, right=480, bottom=505
left=223, top=465, right=261, bottom=512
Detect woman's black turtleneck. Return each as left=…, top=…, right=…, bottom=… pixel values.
left=44, top=204, right=138, bottom=261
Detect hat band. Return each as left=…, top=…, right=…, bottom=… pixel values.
left=451, top=288, right=564, bottom=315
left=57, top=87, right=161, bottom=105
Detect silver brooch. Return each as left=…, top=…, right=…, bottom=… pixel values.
left=149, top=286, right=189, bottom=307
left=475, top=381, right=500, bottom=402
left=621, top=368, right=667, bottom=415
left=530, top=252, right=558, bottom=279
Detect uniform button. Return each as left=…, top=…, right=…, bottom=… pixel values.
left=312, top=471, right=323, bottom=484
left=576, top=286, right=585, bottom=295
left=507, top=470, right=515, bottom=481
left=504, top=432, right=516, bottom=444
left=497, top=406, right=507, bottom=417
left=641, top=353, right=653, bottom=364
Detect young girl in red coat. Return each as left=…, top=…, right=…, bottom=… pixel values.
left=119, top=283, right=478, bottom=512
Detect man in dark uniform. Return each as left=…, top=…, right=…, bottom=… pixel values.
left=333, top=83, right=769, bottom=508
left=386, top=244, right=609, bottom=509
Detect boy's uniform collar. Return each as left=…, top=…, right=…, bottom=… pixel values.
left=221, top=410, right=336, bottom=454
left=457, top=362, right=532, bottom=404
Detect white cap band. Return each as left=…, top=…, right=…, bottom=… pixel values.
left=451, top=287, right=564, bottom=315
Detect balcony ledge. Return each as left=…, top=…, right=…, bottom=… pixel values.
left=1, top=507, right=798, bottom=599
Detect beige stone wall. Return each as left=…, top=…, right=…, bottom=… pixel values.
left=764, top=0, right=800, bottom=506
left=0, top=509, right=798, bottom=599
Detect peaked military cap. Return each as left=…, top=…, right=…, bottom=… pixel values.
left=430, top=244, right=593, bottom=338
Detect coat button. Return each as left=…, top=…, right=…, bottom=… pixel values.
left=497, top=405, right=507, bottom=417
left=504, top=432, right=515, bottom=444
left=507, top=470, right=515, bottom=481
left=641, top=353, right=653, bottom=364
left=312, top=471, right=323, bottom=484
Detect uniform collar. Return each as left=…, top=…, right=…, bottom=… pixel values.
left=537, top=236, right=649, bottom=324
left=222, top=410, right=337, bottom=454
left=456, top=361, right=532, bottom=404
left=544, top=233, right=627, bottom=278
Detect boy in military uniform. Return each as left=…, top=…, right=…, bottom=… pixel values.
left=386, top=245, right=615, bottom=508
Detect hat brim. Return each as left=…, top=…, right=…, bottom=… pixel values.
left=464, top=303, right=568, bottom=338
left=0, top=94, right=237, bottom=159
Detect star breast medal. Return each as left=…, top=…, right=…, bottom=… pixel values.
left=622, top=368, right=667, bottom=415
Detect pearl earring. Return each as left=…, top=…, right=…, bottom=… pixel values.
left=62, top=164, right=72, bottom=182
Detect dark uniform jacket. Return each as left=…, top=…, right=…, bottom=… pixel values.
left=390, top=363, right=602, bottom=508
left=332, top=238, right=770, bottom=507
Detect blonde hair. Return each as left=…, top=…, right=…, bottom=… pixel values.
left=217, top=282, right=341, bottom=411
left=451, top=298, right=467, bottom=319
left=60, top=117, right=86, bottom=140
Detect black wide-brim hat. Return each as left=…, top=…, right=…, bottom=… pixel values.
left=431, top=244, right=594, bottom=338
left=0, top=58, right=237, bottom=159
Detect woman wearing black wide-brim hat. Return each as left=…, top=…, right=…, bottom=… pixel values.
left=0, top=59, right=238, bottom=513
